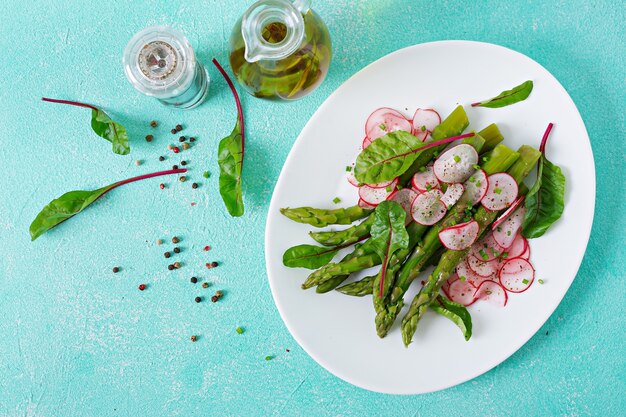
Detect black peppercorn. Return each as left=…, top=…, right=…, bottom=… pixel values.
left=211, top=261, right=218, bottom=268
left=172, top=236, right=180, bottom=244
left=195, top=296, right=202, bottom=303
left=173, top=247, right=180, bottom=254
left=167, top=264, right=175, bottom=271
left=171, top=128, right=177, bottom=134
left=192, top=183, right=198, bottom=189
left=172, top=165, right=178, bottom=170
left=180, top=160, right=187, bottom=166
left=211, top=296, right=218, bottom=303
left=159, top=156, right=165, bottom=161
left=189, top=137, right=196, bottom=142
left=164, top=251, right=171, bottom=258
left=112, top=267, right=120, bottom=273
left=179, top=136, right=186, bottom=142
left=145, top=134, right=153, bottom=142
left=190, top=277, right=198, bottom=283
left=175, top=124, right=183, bottom=132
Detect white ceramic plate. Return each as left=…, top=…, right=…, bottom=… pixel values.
left=265, top=41, right=594, bottom=394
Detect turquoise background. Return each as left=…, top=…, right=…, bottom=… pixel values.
left=1, top=0, right=624, bottom=416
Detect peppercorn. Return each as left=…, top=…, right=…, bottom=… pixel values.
left=159, top=156, right=165, bottom=161
left=173, top=247, right=180, bottom=254
left=192, top=183, right=198, bottom=189
left=175, top=124, right=183, bottom=132
left=202, top=282, right=209, bottom=288
left=180, top=160, right=187, bottom=166
left=150, top=120, right=158, bottom=128
left=195, top=296, right=202, bottom=303
left=172, top=165, right=179, bottom=170
left=138, top=284, right=146, bottom=291
left=211, top=296, right=219, bottom=303
left=286, top=349, right=290, bottom=352
left=179, top=136, right=186, bottom=142
left=164, top=251, right=171, bottom=258
left=145, top=134, right=154, bottom=142
left=215, top=290, right=223, bottom=298
left=190, top=277, right=198, bottom=283
left=203, top=246, right=211, bottom=251
left=211, top=261, right=218, bottom=268
left=171, top=128, right=177, bottom=134
left=135, top=160, right=141, bottom=166
left=190, top=335, right=197, bottom=342
left=179, top=176, right=187, bottom=182
left=189, top=137, right=196, bottom=142
left=159, top=183, right=165, bottom=189
left=173, top=146, right=180, bottom=154
left=181, top=142, right=190, bottom=150
left=167, top=264, right=175, bottom=271
left=112, top=267, right=120, bottom=273
left=172, top=236, right=180, bottom=243
left=156, top=239, right=163, bottom=245
left=173, top=261, right=181, bottom=269
left=167, top=144, right=173, bottom=150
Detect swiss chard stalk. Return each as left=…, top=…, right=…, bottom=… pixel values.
left=470, top=80, right=533, bottom=108
left=41, top=97, right=130, bottom=155
left=522, top=123, right=566, bottom=238
left=213, top=58, right=245, bottom=217
left=29, top=169, right=186, bottom=241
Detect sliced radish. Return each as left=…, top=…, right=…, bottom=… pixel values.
left=503, top=234, right=527, bottom=259
left=492, top=196, right=525, bottom=230
left=347, top=170, right=360, bottom=187
left=358, top=198, right=376, bottom=210
left=387, top=188, right=418, bottom=225
left=438, top=220, right=479, bottom=250
left=442, top=273, right=459, bottom=299
left=358, top=182, right=396, bottom=206
left=411, top=165, right=439, bottom=192
left=411, top=108, right=441, bottom=137
left=456, top=258, right=493, bottom=288
left=481, top=173, right=518, bottom=211
left=467, top=255, right=499, bottom=278
left=493, top=206, right=526, bottom=248
left=440, top=183, right=465, bottom=209
left=447, top=279, right=476, bottom=306
left=365, top=108, right=412, bottom=140
left=410, top=189, right=446, bottom=225
left=464, top=169, right=488, bottom=205
left=519, top=243, right=531, bottom=260
left=473, top=280, right=508, bottom=306
left=499, top=258, right=535, bottom=293
left=365, top=177, right=397, bottom=189
left=362, top=136, right=373, bottom=149
left=433, top=144, right=479, bottom=184
left=470, top=233, right=504, bottom=261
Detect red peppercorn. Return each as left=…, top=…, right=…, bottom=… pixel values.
left=203, top=246, right=210, bottom=251
left=173, top=147, right=180, bottom=154
left=159, top=183, right=165, bottom=189
left=138, top=284, right=146, bottom=291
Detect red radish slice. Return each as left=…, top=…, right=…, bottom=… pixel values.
left=358, top=198, right=376, bottom=210
left=365, top=177, right=397, bottom=189
left=473, top=280, right=508, bottom=306
left=415, top=130, right=430, bottom=142
left=456, top=258, right=492, bottom=288
left=505, top=234, right=527, bottom=259
left=492, top=196, right=525, bottom=230
left=481, top=173, right=518, bottom=211
left=387, top=188, right=418, bottom=225
left=433, top=144, right=479, bottom=183
left=519, top=243, right=531, bottom=260
left=464, top=169, right=488, bottom=205
left=470, top=233, right=505, bottom=261
left=442, top=273, right=459, bottom=299
left=411, top=165, right=439, bottom=192
left=493, top=206, right=526, bottom=248
left=359, top=182, right=396, bottom=206
left=365, top=108, right=412, bottom=140
left=467, top=255, right=499, bottom=278
left=411, top=108, right=441, bottom=136
left=499, top=258, right=535, bottom=293
left=438, top=220, right=479, bottom=250
left=448, top=279, right=477, bottom=306
left=411, top=189, right=446, bottom=225
left=362, top=136, right=373, bottom=149
left=440, top=183, right=465, bottom=208
left=347, top=170, right=359, bottom=187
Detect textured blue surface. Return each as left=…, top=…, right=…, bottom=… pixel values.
left=0, top=1, right=624, bottom=416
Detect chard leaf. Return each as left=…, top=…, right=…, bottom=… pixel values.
left=471, top=80, right=533, bottom=108
left=282, top=244, right=341, bottom=269
left=91, top=108, right=130, bottom=155
left=431, top=295, right=473, bottom=340
left=522, top=156, right=565, bottom=238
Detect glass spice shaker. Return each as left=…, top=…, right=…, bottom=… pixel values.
left=123, top=26, right=210, bottom=109
left=229, top=0, right=332, bottom=100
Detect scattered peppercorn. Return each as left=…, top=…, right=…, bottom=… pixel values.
left=181, top=142, right=190, bottom=150
left=211, top=296, right=219, bottom=303
left=171, top=128, right=177, bottom=134
left=173, top=146, right=180, bottom=154
left=172, top=165, right=179, bottom=170
left=112, top=267, right=120, bottom=273
left=180, top=160, right=187, bottom=166
left=156, top=239, right=163, bottom=245
left=179, top=136, right=186, bottom=142
left=175, top=124, right=183, bottom=132
left=192, top=183, right=198, bottom=189
left=190, top=277, right=198, bottom=283
left=159, top=183, right=165, bottom=189
left=159, top=156, right=165, bottom=161
left=202, top=282, right=209, bottom=288
left=195, top=296, right=202, bottom=303
left=190, top=335, right=197, bottom=342
left=164, top=251, right=171, bottom=258
left=145, top=134, right=154, bottom=142
left=189, top=137, right=196, bottom=142
left=167, top=144, right=173, bottom=150
left=138, top=284, right=146, bottom=291
left=150, top=120, right=158, bottom=128
left=167, top=264, right=175, bottom=271
left=135, top=160, right=142, bottom=166
left=215, top=290, right=223, bottom=298
left=173, top=247, right=180, bottom=254
left=172, top=237, right=180, bottom=243
left=173, top=261, right=181, bottom=269
left=211, top=261, right=218, bottom=268
left=286, top=349, right=290, bottom=352
left=203, top=246, right=211, bottom=251
left=179, top=176, right=187, bottom=182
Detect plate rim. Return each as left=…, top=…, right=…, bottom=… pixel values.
left=264, top=40, right=595, bottom=394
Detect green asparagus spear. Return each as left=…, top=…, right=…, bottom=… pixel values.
left=309, top=215, right=374, bottom=247
left=280, top=205, right=372, bottom=228
left=336, top=275, right=375, bottom=296
left=401, top=146, right=541, bottom=346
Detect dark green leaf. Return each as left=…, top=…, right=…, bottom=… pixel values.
left=282, top=244, right=340, bottom=269
left=91, top=108, right=130, bottom=155
left=218, top=119, right=244, bottom=217
left=431, top=295, right=473, bottom=340
left=471, top=80, right=534, bottom=108
left=522, top=156, right=565, bottom=238
left=29, top=185, right=113, bottom=241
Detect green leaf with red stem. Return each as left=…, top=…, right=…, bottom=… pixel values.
left=470, top=80, right=533, bottom=108
left=41, top=98, right=130, bottom=155
left=213, top=59, right=245, bottom=217
left=29, top=169, right=186, bottom=241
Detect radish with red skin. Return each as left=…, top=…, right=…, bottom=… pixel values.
left=411, top=189, right=446, bottom=225
left=358, top=178, right=398, bottom=205
left=346, top=170, right=360, bottom=187
left=362, top=136, right=373, bottom=149
left=456, top=258, right=493, bottom=288
left=464, top=168, right=488, bottom=205
left=492, top=196, right=525, bottom=230
left=467, top=254, right=499, bottom=278
left=411, top=108, right=441, bottom=137
left=493, top=205, right=526, bottom=248
left=387, top=188, right=418, bottom=225
left=499, top=258, right=535, bottom=293
left=447, top=279, right=477, bottom=306
left=481, top=172, right=518, bottom=211
left=440, top=183, right=464, bottom=209
left=443, top=272, right=460, bottom=297
left=519, top=243, right=531, bottom=260
left=411, top=165, right=440, bottom=192
left=358, top=198, right=376, bottom=210
left=438, top=220, right=479, bottom=250
left=505, top=233, right=528, bottom=259
left=433, top=144, right=479, bottom=183
left=365, top=178, right=397, bottom=189
left=364, top=108, right=412, bottom=140
left=470, top=232, right=505, bottom=261
left=473, top=280, right=508, bottom=306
